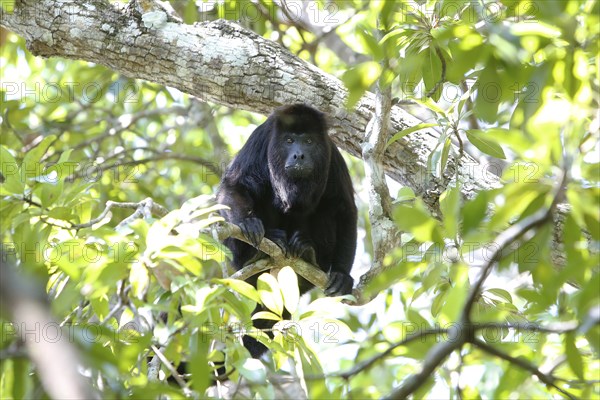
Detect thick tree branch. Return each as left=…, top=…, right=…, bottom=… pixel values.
left=362, top=84, right=399, bottom=257
left=0, top=0, right=500, bottom=216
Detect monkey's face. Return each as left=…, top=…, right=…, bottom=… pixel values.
left=282, top=132, right=320, bottom=179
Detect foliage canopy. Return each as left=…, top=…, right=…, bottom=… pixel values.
left=0, top=0, right=598, bottom=398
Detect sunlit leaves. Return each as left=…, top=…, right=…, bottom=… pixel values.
left=422, top=46, right=443, bottom=101
left=234, top=358, right=267, bottom=384
left=215, top=278, right=260, bottom=303
left=257, top=273, right=284, bottom=317
left=342, top=61, right=382, bottom=108
left=439, top=184, right=460, bottom=238
left=387, top=123, right=437, bottom=148
left=0, top=1, right=598, bottom=398
left=189, top=331, right=210, bottom=395
left=278, top=266, right=300, bottom=314
left=465, top=130, right=507, bottom=159
left=474, top=64, right=502, bottom=122
left=0, top=146, right=23, bottom=195
left=393, top=201, right=443, bottom=244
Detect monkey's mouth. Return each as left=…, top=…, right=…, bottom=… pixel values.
left=285, top=165, right=313, bottom=178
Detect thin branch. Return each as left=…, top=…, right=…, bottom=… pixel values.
left=219, top=222, right=330, bottom=290
left=150, top=345, right=191, bottom=396
left=385, top=337, right=464, bottom=399
left=63, top=105, right=190, bottom=156
left=472, top=338, right=576, bottom=399
left=72, top=198, right=168, bottom=229
left=461, top=169, right=568, bottom=322
left=474, top=322, right=579, bottom=335
left=323, top=328, right=448, bottom=380
left=66, top=153, right=219, bottom=183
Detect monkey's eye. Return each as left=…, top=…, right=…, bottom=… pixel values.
left=306, top=139, right=313, bottom=144
left=286, top=138, right=293, bottom=143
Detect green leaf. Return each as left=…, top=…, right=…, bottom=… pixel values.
left=440, top=265, right=469, bottom=322
left=214, top=278, right=260, bottom=303
left=357, top=27, right=384, bottom=60
left=466, top=130, right=506, bottom=159
left=439, top=136, right=452, bottom=178
left=129, top=261, right=149, bottom=299
left=474, top=66, right=501, bottom=122
left=393, top=203, right=443, bottom=244
left=387, top=123, right=437, bottom=148
left=189, top=331, right=210, bottom=394
left=429, top=138, right=444, bottom=179
left=342, top=61, right=382, bottom=108
left=221, top=290, right=254, bottom=320
left=396, top=186, right=416, bottom=202
left=48, top=206, right=74, bottom=220
left=0, top=172, right=24, bottom=195
left=486, top=288, right=513, bottom=304
left=0, top=145, right=18, bottom=176
left=461, top=190, right=489, bottom=236
left=252, top=311, right=281, bottom=321
left=565, top=333, right=585, bottom=380
left=380, top=28, right=408, bottom=44
left=0, top=145, right=24, bottom=194
left=412, top=97, right=446, bottom=115
left=423, top=47, right=443, bottom=101
left=510, top=22, right=561, bottom=38
left=431, top=290, right=447, bottom=318
left=295, top=338, right=328, bottom=397
left=278, top=266, right=299, bottom=315
left=257, top=273, right=284, bottom=316
left=234, top=358, right=267, bottom=384
left=12, top=358, right=27, bottom=399
left=407, top=309, right=430, bottom=328
left=440, top=184, right=461, bottom=238
left=40, top=180, right=64, bottom=207
left=22, top=135, right=56, bottom=179
left=1, top=0, right=15, bottom=12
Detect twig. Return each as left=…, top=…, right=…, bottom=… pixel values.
left=222, top=222, right=330, bottom=290
left=461, top=169, right=567, bottom=322
left=472, top=338, right=576, bottom=399
left=147, top=353, right=161, bottom=382
left=72, top=198, right=168, bottom=230
left=385, top=337, right=463, bottom=399
left=66, top=153, right=218, bottom=183
left=313, top=328, right=448, bottom=380
left=150, top=345, right=191, bottom=396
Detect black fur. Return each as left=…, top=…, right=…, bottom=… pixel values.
left=217, top=104, right=357, bottom=358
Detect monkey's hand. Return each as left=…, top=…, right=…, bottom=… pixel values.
left=325, top=271, right=353, bottom=296
left=265, top=229, right=288, bottom=256
left=288, top=231, right=317, bottom=265
left=238, top=217, right=265, bottom=248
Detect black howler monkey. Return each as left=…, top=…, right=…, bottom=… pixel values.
left=217, top=104, right=357, bottom=358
